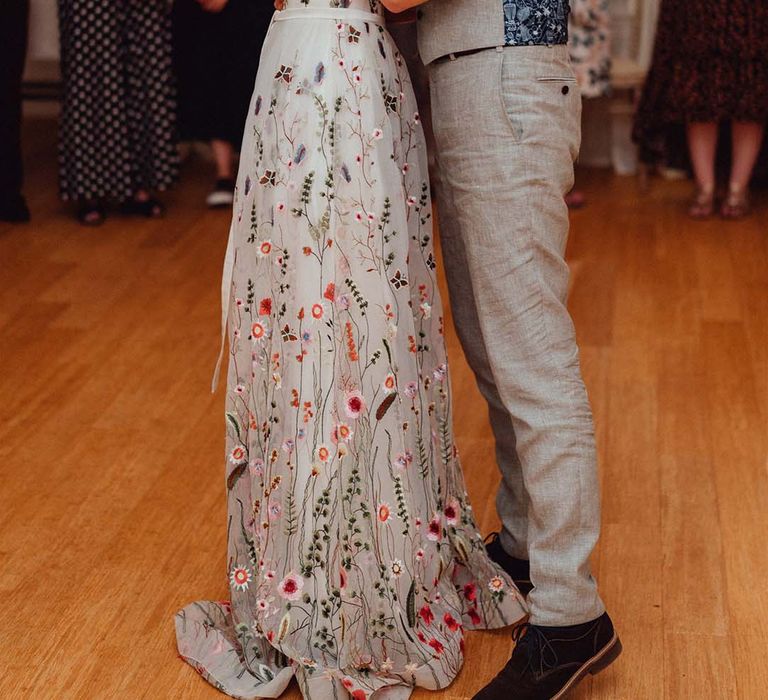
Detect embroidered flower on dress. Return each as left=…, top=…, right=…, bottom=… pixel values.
left=488, top=576, right=506, bottom=593
left=230, top=565, right=252, bottom=591
left=251, top=322, right=265, bottom=340
left=229, top=446, right=247, bottom=464
left=278, top=573, right=304, bottom=601
left=377, top=503, right=391, bottom=523
left=344, top=390, right=365, bottom=419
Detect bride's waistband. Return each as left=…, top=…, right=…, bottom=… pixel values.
left=273, top=8, right=384, bottom=25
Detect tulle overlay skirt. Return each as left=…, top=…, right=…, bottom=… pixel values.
left=174, top=2, right=527, bottom=698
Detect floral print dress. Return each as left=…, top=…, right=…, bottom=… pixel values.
left=568, top=0, right=611, bottom=99
left=174, top=2, right=527, bottom=699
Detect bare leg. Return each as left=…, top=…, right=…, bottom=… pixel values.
left=721, top=121, right=764, bottom=219
left=729, top=121, right=764, bottom=191
left=686, top=122, right=717, bottom=217
left=211, top=139, right=235, bottom=180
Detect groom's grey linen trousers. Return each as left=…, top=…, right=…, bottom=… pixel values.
left=422, top=39, right=606, bottom=625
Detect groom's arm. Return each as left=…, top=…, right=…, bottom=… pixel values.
left=381, top=0, right=428, bottom=12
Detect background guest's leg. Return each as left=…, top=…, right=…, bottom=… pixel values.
left=729, top=121, right=765, bottom=193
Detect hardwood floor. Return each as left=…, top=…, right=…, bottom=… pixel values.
left=1, top=119, right=766, bottom=699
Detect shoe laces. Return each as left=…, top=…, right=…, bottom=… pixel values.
left=512, top=623, right=560, bottom=679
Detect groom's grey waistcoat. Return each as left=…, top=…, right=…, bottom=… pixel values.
left=417, top=0, right=506, bottom=66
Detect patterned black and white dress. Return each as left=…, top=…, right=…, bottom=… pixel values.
left=57, top=0, right=179, bottom=202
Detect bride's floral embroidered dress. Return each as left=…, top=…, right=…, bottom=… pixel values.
left=174, top=1, right=526, bottom=698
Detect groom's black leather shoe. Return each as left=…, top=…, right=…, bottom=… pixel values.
left=485, top=532, right=533, bottom=595
left=473, top=613, right=622, bottom=700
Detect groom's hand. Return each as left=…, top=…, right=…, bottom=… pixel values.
left=381, top=0, right=428, bottom=12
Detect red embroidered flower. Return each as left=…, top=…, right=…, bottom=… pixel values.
left=443, top=498, right=459, bottom=525
left=419, top=604, right=434, bottom=625
left=443, top=613, right=460, bottom=632
left=468, top=607, right=482, bottom=625
left=259, top=297, right=272, bottom=316
left=345, top=390, right=365, bottom=419
left=428, top=638, right=444, bottom=655
left=426, top=515, right=441, bottom=541
left=324, top=282, right=335, bottom=301
left=463, top=583, right=477, bottom=602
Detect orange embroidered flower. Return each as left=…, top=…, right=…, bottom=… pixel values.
left=382, top=373, right=396, bottom=394
left=251, top=322, right=265, bottom=339
left=345, top=321, right=358, bottom=361
left=377, top=503, right=391, bottom=523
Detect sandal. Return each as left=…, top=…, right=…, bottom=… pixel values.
left=720, top=187, right=751, bottom=220
left=76, top=199, right=106, bottom=226
left=688, top=186, right=715, bottom=219
left=121, top=195, right=166, bottom=219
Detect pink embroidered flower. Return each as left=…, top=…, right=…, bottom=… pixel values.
left=316, top=444, right=331, bottom=463
left=258, top=240, right=273, bottom=257
left=444, top=498, right=459, bottom=526
left=404, top=381, right=418, bottom=398
left=426, top=514, right=441, bottom=541
left=268, top=500, right=282, bottom=520
left=278, top=573, right=304, bottom=600
left=344, top=390, right=365, bottom=419
left=433, top=363, right=448, bottom=382
left=377, top=503, right=391, bottom=523
left=311, top=303, right=324, bottom=320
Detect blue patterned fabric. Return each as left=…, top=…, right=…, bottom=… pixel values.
left=503, top=0, right=570, bottom=46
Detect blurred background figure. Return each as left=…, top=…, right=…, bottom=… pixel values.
left=57, top=0, right=178, bottom=226
left=634, top=1, right=768, bottom=220
left=172, top=0, right=272, bottom=208
left=0, top=0, right=31, bottom=223
left=566, top=0, right=611, bottom=209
